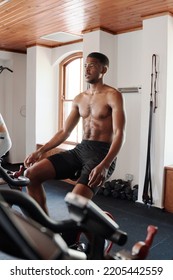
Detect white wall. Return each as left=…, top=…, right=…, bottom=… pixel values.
left=0, top=59, right=5, bottom=116
left=116, top=31, right=142, bottom=87
left=10, top=54, right=26, bottom=163
left=0, top=51, right=26, bottom=163
left=35, top=47, right=54, bottom=144
left=26, top=47, right=37, bottom=156
left=164, top=17, right=173, bottom=165
left=138, top=15, right=173, bottom=208
left=113, top=30, right=142, bottom=185
left=26, top=46, right=57, bottom=155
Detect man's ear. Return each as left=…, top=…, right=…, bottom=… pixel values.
left=102, top=66, right=108, bottom=74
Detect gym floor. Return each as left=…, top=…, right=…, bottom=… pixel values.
left=0, top=178, right=173, bottom=260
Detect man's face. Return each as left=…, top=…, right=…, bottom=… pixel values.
left=84, top=57, right=105, bottom=84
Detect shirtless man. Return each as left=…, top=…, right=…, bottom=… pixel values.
left=24, top=52, right=125, bottom=214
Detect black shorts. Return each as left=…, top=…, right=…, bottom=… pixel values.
left=48, top=140, right=116, bottom=194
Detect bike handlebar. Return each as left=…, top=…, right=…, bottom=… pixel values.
left=0, top=194, right=86, bottom=260
left=0, top=189, right=77, bottom=233
left=0, top=189, right=127, bottom=246
left=0, top=164, right=30, bottom=187
left=0, top=188, right=158, bottom=260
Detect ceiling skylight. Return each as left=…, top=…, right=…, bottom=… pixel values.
left=41, top=32, right=82, bottom=43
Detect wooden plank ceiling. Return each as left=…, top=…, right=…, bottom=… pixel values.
left=0, top=0, right=173, bottom=53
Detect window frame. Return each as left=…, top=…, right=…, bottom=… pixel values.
left=58, top=52, right=83, bottom=145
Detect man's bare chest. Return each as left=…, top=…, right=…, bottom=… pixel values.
left=78, top=95, right=111, bottom=119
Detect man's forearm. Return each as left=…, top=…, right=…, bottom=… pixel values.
left=101, top=132, right=124, bottom=168
left=38, top=129, right=69, bottom=155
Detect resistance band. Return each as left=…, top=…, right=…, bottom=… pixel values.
left=142, top=54, right=158, bottom=205
left=0, top=66, right=13, bottom=74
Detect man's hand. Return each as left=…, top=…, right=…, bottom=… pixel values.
left=88, top=163, right=108, bottom=188
left=24, top=150, right=42, bottom=168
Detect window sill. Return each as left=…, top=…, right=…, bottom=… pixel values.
left=36, top=143, right=76, bottom=154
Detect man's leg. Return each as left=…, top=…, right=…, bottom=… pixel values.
left=72, top=183, right=94, bottom=199
left=62, top=183, right=93, bottom=245
left=25, top=159, right=56, bottom=214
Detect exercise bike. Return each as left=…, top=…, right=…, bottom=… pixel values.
left=0, top=113, right=116, bottom=257
left=0, top=113, right=158, bottom=260
left=0, top=162, right=158, bottom=260
left=0, top=163, right=126, bottom=259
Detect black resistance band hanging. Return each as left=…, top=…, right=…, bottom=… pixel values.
left=142, top=54, right=158, bottom=205
left=0, top=66, right=13, bottom=74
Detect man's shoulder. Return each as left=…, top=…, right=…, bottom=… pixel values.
left=105, top=86, right=123, bottom=106
left=103, top=84, right=118, bottom=93
left=74, top=92, right=84, bottom=100
left=105, top=85, right=121, bottom=97
left=73, top=91, right=86, bottom=105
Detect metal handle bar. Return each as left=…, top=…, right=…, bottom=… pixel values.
left=0, top=189, right=77, bottom=233
left=0, top=164, right=30, bottom=187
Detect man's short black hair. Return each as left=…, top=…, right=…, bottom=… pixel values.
left=87, top=52, right=109, bottom=67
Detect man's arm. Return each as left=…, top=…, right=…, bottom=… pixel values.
left=38, top=102, right=80, bottom=154
left=24, top=99, right=80, bottom=167
left=101, top=90, right=125, bottom=167
left=88, top=90, right=125, bottom=187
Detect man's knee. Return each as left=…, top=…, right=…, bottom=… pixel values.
left=24, top=166, right=30, bottom=178
left=24, top=165, right=39, bottom=183
left=24, top=159, right=56, bottom=183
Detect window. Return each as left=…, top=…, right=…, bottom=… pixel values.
left=59, top=52, right=83, bottom=144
